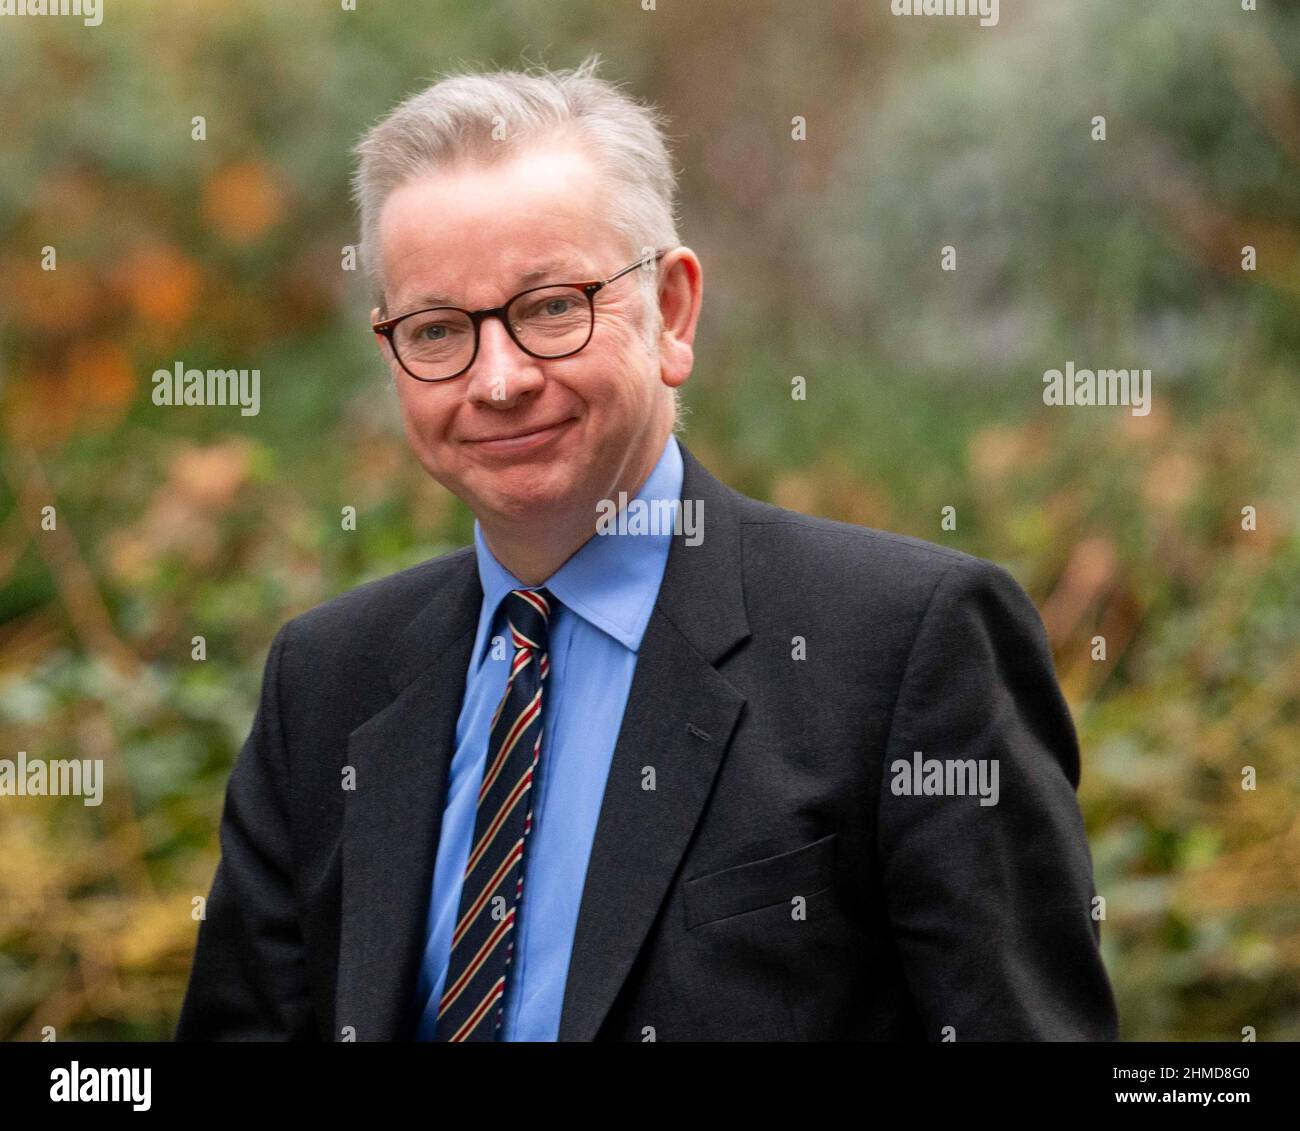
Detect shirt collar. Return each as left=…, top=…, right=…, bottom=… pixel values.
left=470, top=434, right=683, bottom=667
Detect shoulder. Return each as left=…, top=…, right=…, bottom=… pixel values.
left=270, top=546, right=475, bottom=685
left=288, top=545, right=473, bottom=635
left=731, top=491, right=1015, bottom=605
left=727, top=492, right=1056, bottom=702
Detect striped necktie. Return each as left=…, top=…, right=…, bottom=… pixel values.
left=435, top=586, right=554, bottom=1041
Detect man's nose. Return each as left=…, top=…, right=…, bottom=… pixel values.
left=464, top=313, right=545, bottom=407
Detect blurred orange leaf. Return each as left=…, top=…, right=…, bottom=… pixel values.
left=201, top=159, right=286, bottom=245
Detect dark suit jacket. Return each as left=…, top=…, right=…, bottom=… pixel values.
left=176, top=442, right=1119, bottom=1041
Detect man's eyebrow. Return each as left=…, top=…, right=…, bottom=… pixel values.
left=402, top=259, right=591, bottom=309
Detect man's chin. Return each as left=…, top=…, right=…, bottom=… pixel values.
left=472, top=470, right=580, bottom=524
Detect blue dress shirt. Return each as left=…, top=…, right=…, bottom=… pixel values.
left=414, top=434, right=683, bottom=1040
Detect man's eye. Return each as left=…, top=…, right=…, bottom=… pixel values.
left=519, top=296, right=581, bottom=321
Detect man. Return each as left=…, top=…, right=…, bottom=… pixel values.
left=176, top=55, right=1118, bottom=1042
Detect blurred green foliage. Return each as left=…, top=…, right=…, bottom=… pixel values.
left=0, top=0, right=1296, bottom=1041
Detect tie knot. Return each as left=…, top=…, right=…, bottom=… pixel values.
left=504, top=587, right=553, bottom=652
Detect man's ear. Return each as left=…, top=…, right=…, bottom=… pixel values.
left=654, top=249, right=702, bottom=391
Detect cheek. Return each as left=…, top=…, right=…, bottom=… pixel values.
left=397, top=391, right=454, bottom=447
left=584, top=333, right=653, bottom=402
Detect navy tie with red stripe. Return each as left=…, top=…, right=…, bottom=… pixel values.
left=435, top=587, right=554, bottom=1041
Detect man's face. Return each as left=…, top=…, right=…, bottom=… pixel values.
left=373, top=145, right=675, bottom=531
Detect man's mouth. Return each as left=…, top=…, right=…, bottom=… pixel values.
left=465, top=417, right=576, bottom=453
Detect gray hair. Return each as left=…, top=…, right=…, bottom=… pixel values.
left=351, top=53, right=686, bottom=431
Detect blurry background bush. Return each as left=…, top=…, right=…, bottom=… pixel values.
left=0, top=0, right=1296, bottom=1040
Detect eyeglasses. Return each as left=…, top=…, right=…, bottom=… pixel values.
left=372, top=248, right=670, bottom=382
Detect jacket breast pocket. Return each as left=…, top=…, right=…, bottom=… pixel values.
left=682, top=832, right=838, bottom=931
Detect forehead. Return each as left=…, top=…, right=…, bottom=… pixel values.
left=378, top=145, right=619, bottom=309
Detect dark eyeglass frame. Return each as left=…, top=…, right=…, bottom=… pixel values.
left=372, top=248, right=670, bottom=383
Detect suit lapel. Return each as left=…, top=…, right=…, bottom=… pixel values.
left=336, top=551, right=480, bottom=1041
left=558, top=444, right=751, bottom=1040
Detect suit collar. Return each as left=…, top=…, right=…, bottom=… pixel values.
left=338, top=439, right=751, bottom=1040
left=655, top=440, right=749, bottom=665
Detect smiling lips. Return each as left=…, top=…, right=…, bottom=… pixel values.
left=466, top=417, right=575, bottom=453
